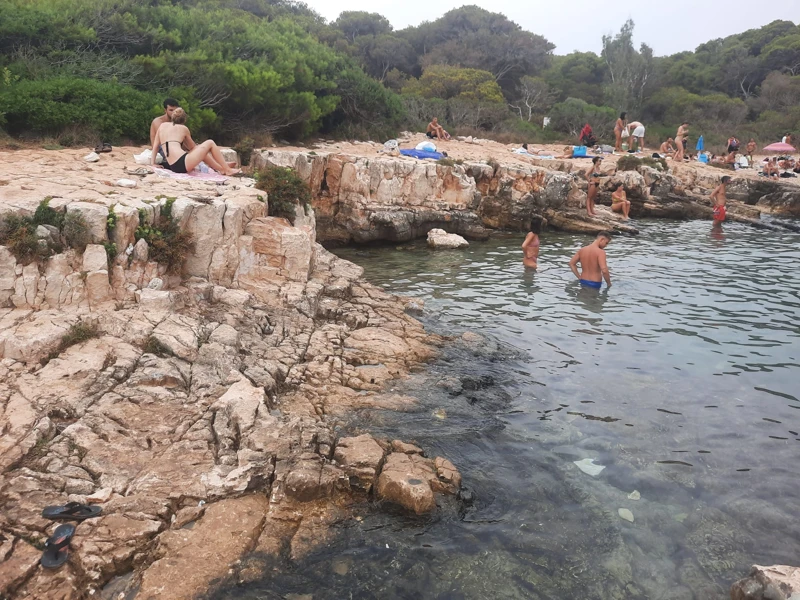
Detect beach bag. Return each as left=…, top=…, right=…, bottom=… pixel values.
left=572, top=146, right=587, bottom=158
left=384, top=139, right=399, bottom=151
left=698, top=154, right=709, bottom=163
left=621, top=129, right=629, bottom=139
left=415, top=141, right=437, bottom=152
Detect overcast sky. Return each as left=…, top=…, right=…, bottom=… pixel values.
left=301, top=0, right=799, bottom=56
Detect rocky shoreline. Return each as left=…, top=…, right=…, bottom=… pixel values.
left=252, top=146, right=800, bottom=243
left=1, top=145, right=798, bottom=599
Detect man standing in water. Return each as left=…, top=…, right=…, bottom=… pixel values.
left=710, top=176, right=730, bottom=223
left=569, top=231, right=612, bottom=289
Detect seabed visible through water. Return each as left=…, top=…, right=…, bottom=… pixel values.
left=210, top=219, right=800, bottom=600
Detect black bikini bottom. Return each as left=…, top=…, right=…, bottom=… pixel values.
left=167, top=154, right=188, bottom=174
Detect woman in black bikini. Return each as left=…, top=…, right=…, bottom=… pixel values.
left=151, top=108, right=241, bottom=176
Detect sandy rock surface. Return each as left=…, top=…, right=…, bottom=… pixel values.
left=730, top=565, right=800, bottom=600
left=0, top=148, right=463, bottom=599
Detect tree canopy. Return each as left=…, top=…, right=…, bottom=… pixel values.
left=0, top=1, right=797, bottom=149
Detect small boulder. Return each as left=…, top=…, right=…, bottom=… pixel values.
left=426, top=229, right=469, bottom=249
left=334, top=434, right=385, bottom=493
left=376, top=453, right=435, bottom=514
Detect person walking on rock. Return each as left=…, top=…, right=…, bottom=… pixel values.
left=569, top=231, right=612, bottom=289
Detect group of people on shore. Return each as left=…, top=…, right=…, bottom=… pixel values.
left=148, top=98, right=241, bottom=176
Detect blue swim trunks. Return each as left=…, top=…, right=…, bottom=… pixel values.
left=579, top=279, right=602, bottom=289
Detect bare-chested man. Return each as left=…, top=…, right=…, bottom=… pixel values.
left=660, top=138, right=676, bottom=156
left=710, top=176, right=730, bottom=222
left=569, top=231, right=612, bottom=289
left=674, top=122, right=689, bottom=162
left=149, top=98, right=235, bottom=173
left=426, top=117, right=450, bottom=141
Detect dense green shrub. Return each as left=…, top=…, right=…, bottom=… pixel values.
left=62, top=211, right=90, bottom=252
left=32, top=197, right=63, bottom=229
left=233, top=137, right=255, bottom=167
left=0, top=77, right=160, bottom=140
left=254, top=166, right=312, bottom=224
left=616, top=155, right=643, bottom=171
left=0, top=214, right=46, bottom=263
left=549, top=98, right=616, bottom=141
left=134, top=200, right=193, bottom=274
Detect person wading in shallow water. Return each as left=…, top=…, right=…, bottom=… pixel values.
left=521, top=217, right=543, bottom=269
left=710, top=175, right=730, bottom=226
left=569, top=231, right=612, bottom=289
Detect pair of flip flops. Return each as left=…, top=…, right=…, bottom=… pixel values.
left=39, top=502, right=102, bottom=569
left=94, top=142, right=112, bottom=153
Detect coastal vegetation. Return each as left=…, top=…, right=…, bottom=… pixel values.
left=0, top=1, right=798, bottom=152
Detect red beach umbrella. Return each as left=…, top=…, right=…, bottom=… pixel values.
left=763, top=142, right=796, bottom=153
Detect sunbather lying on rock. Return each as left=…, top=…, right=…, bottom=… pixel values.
left=151, top=108, right=241, bottom=176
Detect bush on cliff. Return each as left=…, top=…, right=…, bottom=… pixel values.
left=0, top=199, right=91, bottom=262
left=254, top=166, right=312, bottom=224
left=0, top=77, right=161, bottom=141
left=616, top=155, right=643, bottom=172
left=134, top=201, right=193, bottom=274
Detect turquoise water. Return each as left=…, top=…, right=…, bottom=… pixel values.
left=215, top=220, right=800, bottom=599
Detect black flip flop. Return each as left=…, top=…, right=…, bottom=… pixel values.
left=40, top=523, right=75, bottom=569
left=41, top=501, right=102, bottom=521
left=94, top=142, right=112, bottom=153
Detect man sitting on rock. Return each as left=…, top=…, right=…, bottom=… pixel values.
left=148, top=98, right=236, bottom=174
left=426, top=118, right=450, bottom=141
left=659, top=138, right=676, bottom=156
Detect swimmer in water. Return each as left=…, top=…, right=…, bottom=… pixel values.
left=521, top=217, right=543, bottom=269
left=710, top=175, right=730, bottom=223
left=569, top=231, right=612, bottom=289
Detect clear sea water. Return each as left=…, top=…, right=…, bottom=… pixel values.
left=213, top=220, right=800, bottom=600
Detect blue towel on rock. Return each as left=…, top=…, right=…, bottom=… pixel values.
left=400, top=149, right=444, bottom=160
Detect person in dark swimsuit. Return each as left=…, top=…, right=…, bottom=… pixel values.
left=151, top=108, right=241, bottom=176
left=584, top=157, right=604, bottom=217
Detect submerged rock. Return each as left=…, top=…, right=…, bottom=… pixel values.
left=573, top=458, right=606, bottom=477
left=618, top=508, right=634, bottom=523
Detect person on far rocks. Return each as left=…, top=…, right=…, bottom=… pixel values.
left=745, top=138, right=757, bottom=163
left=152, top=108, right=241, bottom=176
left=710, top=176, right=730, bottom=223
left=426, top=118, right=450, bottom=141
left=763, top=157, right=780, bottom=179
left=659, top=138, right=676, bottom=156
left=627, top=121, right=646, bottom=152
left=569, top=231, right=612, bottom=289
left=674, top=122, right=689, bottom=162
left=584, top=157, right=605, bottom=217
left=614, top=112, right=627, bottom=153
left=610, top=183, right=631, bottom=220
left=521, top=217, right=543, bottom=269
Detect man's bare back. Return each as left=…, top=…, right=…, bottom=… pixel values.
left=569, top=232, right=612, bottom=288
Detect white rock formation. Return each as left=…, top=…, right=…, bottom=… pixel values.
left=427, top=228, right=469, bottom=249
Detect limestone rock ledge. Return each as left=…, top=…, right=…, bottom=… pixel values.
left=253, top=150, right=799, bottom=242
left=0, top=181, right=461, bottom=599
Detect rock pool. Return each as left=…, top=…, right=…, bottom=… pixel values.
left=212, top=220, right=800, bottom=599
